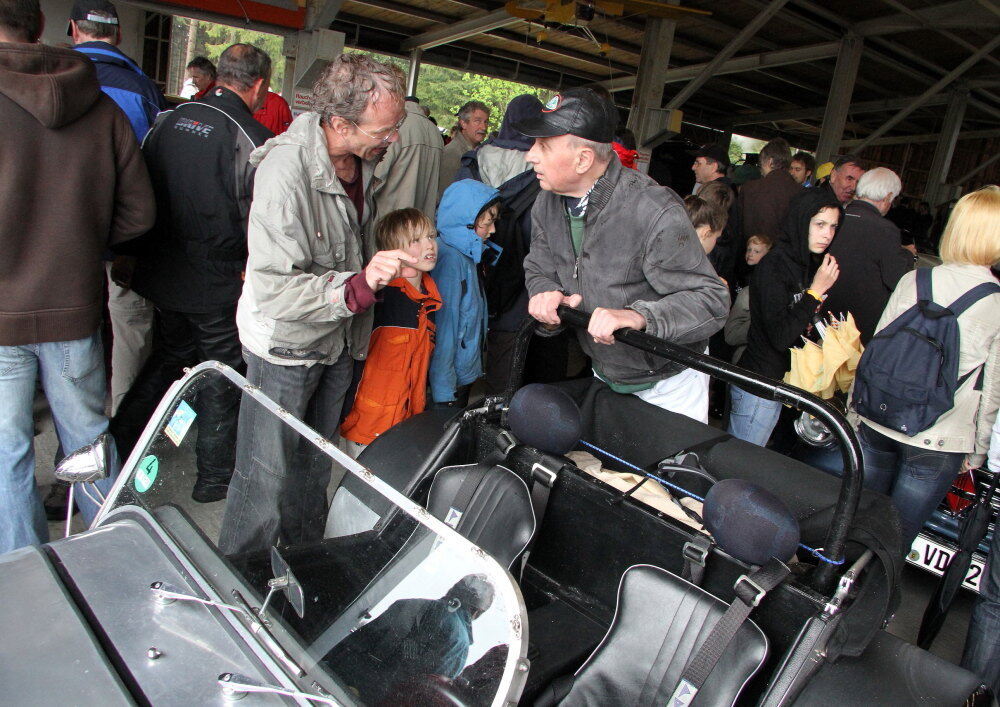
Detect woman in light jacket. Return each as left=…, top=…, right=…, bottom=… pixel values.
left=852, top=185, right=1000, bottom=551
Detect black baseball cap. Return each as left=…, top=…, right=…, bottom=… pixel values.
left=513, top=88, right=617, bottom=144
left=689, top=143, right=730, bottom=170
left=67, top=0, right=119, bottom=35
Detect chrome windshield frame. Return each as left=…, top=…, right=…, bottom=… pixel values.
left=93, top=361, right=530, bottom=706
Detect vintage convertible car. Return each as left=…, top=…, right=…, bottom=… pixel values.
left=0, top=309, right=991, bottom=705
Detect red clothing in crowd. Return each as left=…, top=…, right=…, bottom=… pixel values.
left=253, top=91, right=293, bottom=136
left=613, top=141, right=638, bottom=170
left=193, top=81, right=215, bottom=100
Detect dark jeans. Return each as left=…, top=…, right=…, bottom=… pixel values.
left=110, top=306, right=243, bottom=481
left=857, top=423, right=964, bottom=551
left=962, top=521, right=1000, bottom=696
left=218, top=349, right=354, bottom=556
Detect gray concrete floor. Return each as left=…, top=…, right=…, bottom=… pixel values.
left=33, top=394, right=978, bottom=668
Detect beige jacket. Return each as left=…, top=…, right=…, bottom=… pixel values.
left=373, top=101, right=442, bottom=220
left=236, top=111, right=378, bottom=366
left=853, top=263, right=1000, bottom=465
left=437, top=131, right=474, bottom=199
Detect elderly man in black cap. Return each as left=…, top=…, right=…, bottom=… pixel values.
left=518, top=89, right=730, bottom=422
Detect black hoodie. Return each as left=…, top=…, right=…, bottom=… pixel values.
left=738, top=189, right=842, bottom=380
left=0, top=41, right=154, bottom=345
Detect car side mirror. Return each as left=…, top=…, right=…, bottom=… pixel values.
left=54, top=433, right=114, bottom=484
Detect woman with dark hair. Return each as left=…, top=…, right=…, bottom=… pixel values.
left=728, top=189, right=842, bottom=446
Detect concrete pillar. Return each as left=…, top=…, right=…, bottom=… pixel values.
left=626, top=17, right=676, bottom=172
left=924, top=88, right=968, bottom=206
left=406, top=49, right=422, bottom=96
left=815, top=34, right=863, bottom=164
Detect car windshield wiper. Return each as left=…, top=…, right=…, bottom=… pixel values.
left=219, top=673, right=340, bottom=705
left=149, top=581, right=306, bottom=679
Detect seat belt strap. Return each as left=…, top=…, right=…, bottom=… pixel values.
left=682, top=535, right=713, bottom=586
left=670, top=559, right=790, bottom=706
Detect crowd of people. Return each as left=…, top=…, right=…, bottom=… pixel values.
left=1, top=0, right=999, bottom=690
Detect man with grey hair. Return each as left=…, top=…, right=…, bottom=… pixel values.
left=220, top=53, right=413, bottom=555
left=519, top=88, right=729, bottom=422
left=825, top=166, right=913, bottom=343
left=110, top=44, right=274, bottom=504
left=438, top=99, right=490, bottom=198
left=736, top=137, right=800, bottom=243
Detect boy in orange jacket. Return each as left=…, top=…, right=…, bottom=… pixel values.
left=341, top=209, right=442, bottom=455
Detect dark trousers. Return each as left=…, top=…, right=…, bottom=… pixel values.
left=857, top=423, right=964, bottom=552
left=110, top=306, right=243, bottom=481
left=962, top=518, right=1000, bottom=695
left=218, top=349, right=354, bottom=556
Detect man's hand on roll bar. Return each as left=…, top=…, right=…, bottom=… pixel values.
left=528, top=291, right=583, bottom=326
left=588, top=307, right=646, bottom=345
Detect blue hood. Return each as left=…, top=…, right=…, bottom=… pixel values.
left=437, top=179, right=501, bottom=263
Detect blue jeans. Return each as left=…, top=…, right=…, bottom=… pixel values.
left=0, top=333, right=118, bottom=554
left=219, top=349, right=354, bottom=556
left=962, top=523, right=1000, bottom=695
left=857, top=423, right=964, bottom=551
left=727, top=385, right=782, bottom=447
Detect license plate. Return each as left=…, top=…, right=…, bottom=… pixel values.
left=907, top=535, right=985, bottom=592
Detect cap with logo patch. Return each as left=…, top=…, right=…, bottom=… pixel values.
left=513, top=88, right=617, bottom=144
left=67, top=0, right=119, bottom=35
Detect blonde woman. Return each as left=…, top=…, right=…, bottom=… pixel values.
left=852, top=185, right=1000, bottom=551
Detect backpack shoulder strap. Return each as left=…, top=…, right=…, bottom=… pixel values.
left=948, top=281, right=1000, bottom=317
left=915, top=267, right=934, bottom=304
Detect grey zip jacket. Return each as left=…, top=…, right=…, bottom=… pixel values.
left=524, top=158, right=730, bottom=385
left=237, top=111, right=378, bottom=366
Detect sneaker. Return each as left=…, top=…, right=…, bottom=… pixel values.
left=192, top=477, right=230, bottom=504
left=44, top=480, right=78, bottom=520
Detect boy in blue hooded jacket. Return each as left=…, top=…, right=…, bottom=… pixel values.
left=430, top=180, right=502, bottom=404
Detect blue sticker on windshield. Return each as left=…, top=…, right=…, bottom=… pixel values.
left=165, top=400, right=197, bottom=447
left=135, top=455, right=159, bottom=493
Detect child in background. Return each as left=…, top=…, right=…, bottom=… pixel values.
left=430, top=179, right=502, bottom=406
left=683, top=194, right=728, bottom=255
left=340, top=209, right=442, bottom=455
left=724, top=234, right=773, bottom=363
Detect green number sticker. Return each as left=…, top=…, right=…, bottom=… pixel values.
left=135, top=455, right=159, bottom=493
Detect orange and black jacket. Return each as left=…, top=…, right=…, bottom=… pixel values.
left=341, top=273, right=442, bottom=445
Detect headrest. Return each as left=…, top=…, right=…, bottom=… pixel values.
left=507, top=384, right=582, bottom=455
left=703, top=479, right=800, bottom=566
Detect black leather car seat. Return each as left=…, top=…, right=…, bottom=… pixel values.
left=426, top=462, right=535, bottom=570
left=534, top=564, right=768, bottom=706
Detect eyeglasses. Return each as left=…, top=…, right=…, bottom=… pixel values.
left=351, top=117, right=405, bottom=145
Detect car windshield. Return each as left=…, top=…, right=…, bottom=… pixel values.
left=97, top=363, right=526, bottom=706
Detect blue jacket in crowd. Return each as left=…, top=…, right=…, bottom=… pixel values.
left=75, top=41, right=164, bottom=141
left=430, top=179, right=502, bottom=403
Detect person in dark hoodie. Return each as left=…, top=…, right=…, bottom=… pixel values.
left=0, top=0, right=155, bottom=553
left=728, top=189, right=842, bottom=446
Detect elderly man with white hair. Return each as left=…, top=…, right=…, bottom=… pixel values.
left=824, top=167, right=915, bottom=343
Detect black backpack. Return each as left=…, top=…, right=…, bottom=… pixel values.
left=484, top=170, right=540, bottom=318
left=851, top=268, right=999, bottom=436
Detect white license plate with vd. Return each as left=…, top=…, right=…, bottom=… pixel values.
left=907, top=535, right=985, bottom=592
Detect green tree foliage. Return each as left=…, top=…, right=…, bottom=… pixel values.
left=174, top=17, right=286, bottom=93
left=347, top=48, right=550, bottom=135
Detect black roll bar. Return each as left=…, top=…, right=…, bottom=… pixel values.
left=506, top=308, right=863, bottom=590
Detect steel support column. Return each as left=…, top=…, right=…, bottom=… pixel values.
left=814, top=34, right=863, bottom=164
left=924, top=89, right=969, bottom=206
left=666, top=0, right=791, bottom=111
left=626, top=17, right=676, bottom=161
left=406, top=49, right=422, bottom=96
